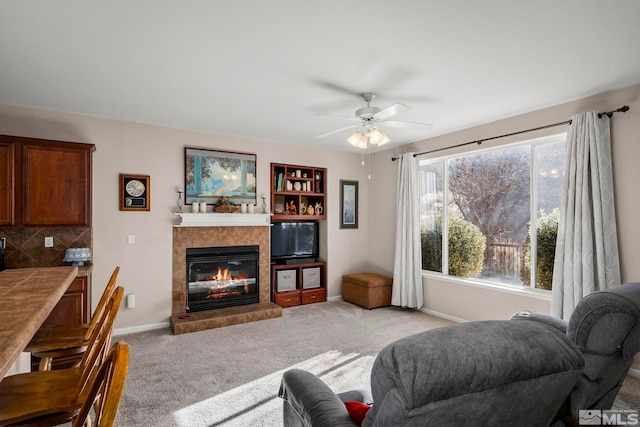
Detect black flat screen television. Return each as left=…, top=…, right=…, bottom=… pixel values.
left=271, top=221, right=319, bottom=260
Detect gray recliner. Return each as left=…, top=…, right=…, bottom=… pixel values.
left=279, top=320, right=585, bottom=426
left=278, top=283, right=640, bottom=427
left=512, top=282, right=640, bottom=422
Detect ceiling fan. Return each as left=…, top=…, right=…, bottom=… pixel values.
left=316, top=92, right=434, bottom=149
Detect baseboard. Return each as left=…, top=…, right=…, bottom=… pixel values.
left=418, top=307, right=468, bottom=324
left=113, top=322, right=170, bottom=336
left=327, top=295, right=343, bottom=302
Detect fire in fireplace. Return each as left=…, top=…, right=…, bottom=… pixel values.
left=185, top=245, right=259, bottom=312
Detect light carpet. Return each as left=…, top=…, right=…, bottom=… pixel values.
left=115, top=301, right=452, bottom=426
left=114, top=300, right=640, bottom=426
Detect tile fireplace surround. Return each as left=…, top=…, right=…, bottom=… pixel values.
left=170, top=213, right=282, bottom=334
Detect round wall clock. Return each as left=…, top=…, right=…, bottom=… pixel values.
left=125, top=179, right=146, bottom=197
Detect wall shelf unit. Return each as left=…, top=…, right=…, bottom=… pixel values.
left=270, top=162, right=327, bottom=307
left=270, top=163, right=326, bottom=221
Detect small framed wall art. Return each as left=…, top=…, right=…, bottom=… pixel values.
left=119, top=174, right=150, bottom=211
left=340, top=179, right=358, bottom=229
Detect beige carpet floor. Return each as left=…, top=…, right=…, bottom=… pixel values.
left=114, top=300, right=640, bottom=426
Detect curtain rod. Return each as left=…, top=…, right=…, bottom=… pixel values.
left=391, top=105, right=630, bottom=161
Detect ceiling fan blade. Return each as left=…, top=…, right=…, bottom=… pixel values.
left=381, top=120, right=434, bottom=131
left=312, top=80, right=363, bottom=98
left=374, top=103, right=411, bottom=121
left=316, top=124, right=359, bottom=139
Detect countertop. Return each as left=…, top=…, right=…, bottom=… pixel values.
left=0, top=266, right=78, bottom=379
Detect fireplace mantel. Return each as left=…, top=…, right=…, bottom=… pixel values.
left=174, top=213, right=272, bottom=227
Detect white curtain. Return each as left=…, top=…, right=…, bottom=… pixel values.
left=392, top=153, right=423, bottom=309
left=551, top=112, right=621, bottom=320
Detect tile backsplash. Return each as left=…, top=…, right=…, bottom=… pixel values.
left=0, top=227, right=92, bottom=269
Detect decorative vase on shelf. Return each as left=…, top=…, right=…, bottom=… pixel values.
left=294, top=182, right=302, bottom=191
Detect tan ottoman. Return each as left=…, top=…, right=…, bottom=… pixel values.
left=342, top=272, right=393, bottom=309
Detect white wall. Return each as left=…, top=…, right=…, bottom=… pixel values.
left=0, top=104, right=372, bottom=330
left=368, top=83, right=640, bottom=323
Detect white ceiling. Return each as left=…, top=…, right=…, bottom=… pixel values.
left=1, top=1, right=640, bottom=153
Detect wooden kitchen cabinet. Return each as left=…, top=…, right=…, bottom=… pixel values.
left=0, top=141, right=15, bottom=226
left=30, top=267, right=93, bottom=371
left=0, top=135, right=95, bottom=226
left=42, top=272, right=92, bottom=326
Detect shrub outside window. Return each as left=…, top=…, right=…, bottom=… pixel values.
left=419, top=134, right=566, bottom=290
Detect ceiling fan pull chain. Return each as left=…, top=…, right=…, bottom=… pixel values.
left=368, top=141, right=372, bottom=180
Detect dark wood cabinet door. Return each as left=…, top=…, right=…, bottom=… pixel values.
left=22, top=142, right=92, bottom=226
left=0, top=142, right=15, bottom=226
left=42, top=276, right=90, bottom=326
left=45, top=291, right=84, bottom=325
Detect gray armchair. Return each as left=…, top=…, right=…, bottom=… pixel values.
left=512, top=282, right=640, bottom=421
left=279, top=320, right=585, bottom=426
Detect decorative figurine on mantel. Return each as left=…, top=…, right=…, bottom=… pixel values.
left=214, top=196, right=238, bottom=213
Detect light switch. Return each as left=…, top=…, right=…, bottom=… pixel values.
left=44, top=237, right=53, bottom=247
left=127, top=235, right=135, bottom=245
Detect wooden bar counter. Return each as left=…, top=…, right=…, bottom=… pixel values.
left=0, top=266, right=78, bottom=379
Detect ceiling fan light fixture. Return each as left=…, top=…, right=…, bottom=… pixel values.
left=347, top=131, right=367, bottom=149
left=367, top=127, right=390, bottom=146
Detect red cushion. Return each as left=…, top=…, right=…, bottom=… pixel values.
left=344, top=401, right=370, bottom=426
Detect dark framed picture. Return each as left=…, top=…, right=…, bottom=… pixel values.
left=340, top=180, right=358, bottom=229
left=185, top=147, right=257, bottom=205
left=119, top=174, right=150, bottom=211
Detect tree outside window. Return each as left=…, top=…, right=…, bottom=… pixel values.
left=420, top=134, right=566, bottom=290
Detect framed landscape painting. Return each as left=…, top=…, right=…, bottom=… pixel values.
left=340, top=180, right=358, bottom=229
left=185, top=148, right=257, bottom=205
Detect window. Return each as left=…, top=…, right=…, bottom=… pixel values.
left=420, top=134, right=566, bottom=290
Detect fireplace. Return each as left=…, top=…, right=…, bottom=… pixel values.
left=171, top=217, right=282, bottom=335
left=185, top=245, right=259, bottom=312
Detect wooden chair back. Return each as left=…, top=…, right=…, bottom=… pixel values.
left=72, top=341, right=129, bottom=427
left=74, top=286, right=124, bottom=401
left=83, top=266, right=120, bottom=341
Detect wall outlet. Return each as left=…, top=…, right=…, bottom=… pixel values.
left=44, top=236, right=54, bottom=247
